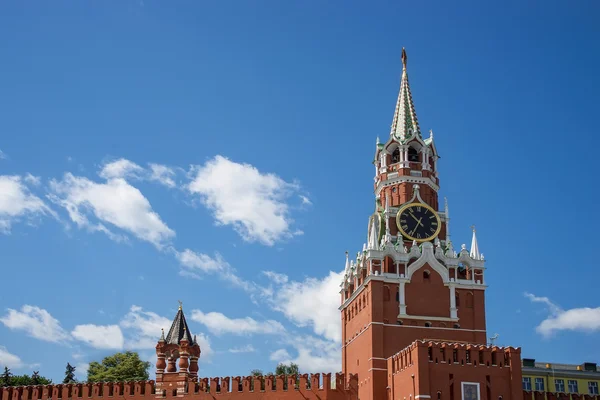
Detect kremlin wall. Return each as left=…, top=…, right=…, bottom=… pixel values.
left=2, top=49, right=599, bottom=400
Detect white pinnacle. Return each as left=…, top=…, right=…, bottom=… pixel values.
left=470, top=226, right=481, bottom=260
left=368, top=216, right=379, bottom=250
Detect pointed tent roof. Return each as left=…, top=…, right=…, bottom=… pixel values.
left=390, top=48, right=421, bottom=143
left=165, top=302, right=194, bottom=345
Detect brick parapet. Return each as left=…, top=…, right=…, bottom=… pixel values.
left=0, top=373, right=358, bottom=400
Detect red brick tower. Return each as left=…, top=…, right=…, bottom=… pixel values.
left=340, top=49, right=489, bottom=400
left=155, top=302, right=201, bottom=396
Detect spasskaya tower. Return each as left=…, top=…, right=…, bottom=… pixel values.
left=339, top=49, right=489, bottom=400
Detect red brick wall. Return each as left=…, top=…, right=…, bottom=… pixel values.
left=0, top=374, right=358, bottom=400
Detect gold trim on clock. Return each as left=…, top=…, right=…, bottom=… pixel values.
left=395, top=202, right=442, bottom=242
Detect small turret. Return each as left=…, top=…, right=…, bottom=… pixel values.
left=155, top=302, right=201, bottom=393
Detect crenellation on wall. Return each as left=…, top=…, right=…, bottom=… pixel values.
left=0, top=374, right=358, bottom=400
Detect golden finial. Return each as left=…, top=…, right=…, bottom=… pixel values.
left=178, top=300, right=182, bottom=310
left=401, top=47, right=408, bottom=69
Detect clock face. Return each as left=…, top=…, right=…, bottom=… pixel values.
left=396, top=202, right=441, bottom=242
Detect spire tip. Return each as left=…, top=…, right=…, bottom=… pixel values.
left=401, top=48, right=407, bottom=69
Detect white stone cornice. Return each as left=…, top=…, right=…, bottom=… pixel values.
left=375, top=175, right=439, bottom=197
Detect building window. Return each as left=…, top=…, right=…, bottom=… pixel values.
left=408, top=147, right=419, bottom=162
left=522, top=378, right=532, bottom=391
left=555, top=379, right=565, bottom=393
left=461, top=382, right=480, bottom=400
left=423, top=270, right=431, bottom=281
left=392, top=148, right=400, bottom=163
left=535, top=378, right=545, bottom=391
left=568, top=380, right=578, bottom=393
left=425, top=322, right=432, bottom=327
left=589, top=382, right=599, bottom=395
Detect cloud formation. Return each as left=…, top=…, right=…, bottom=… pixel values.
left=191, top=309, right=286, bottom=336
left=0, top=346, right=24, bottom=369
left=71, top=324, right=125, bottom=350
left=262, top=270, right=343, bottom=343
left=187, top=155, right=303, bottom=246
left=0, top=305, right=70, bottom=343
left=0, top=175, right=54, bottom=233
left=525, top=292, right=600, bottom=337
left=49, top=173, right=175, bottom=248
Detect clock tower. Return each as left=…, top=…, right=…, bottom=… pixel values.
left=340, top=49, right=488, bottom=400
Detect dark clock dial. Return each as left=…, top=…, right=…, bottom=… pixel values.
left=396, top=202, right=441, bottom=242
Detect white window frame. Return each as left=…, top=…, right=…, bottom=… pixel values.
left=461, top=382, right=480, bottom=400
left=523, top=377, right=532, bottom=391
left=589, top=381, right=599, bottom=395
left=535, top=377, right=545, bottom=391
left=568, top=380, right=578, bottom=393
left=555, top=379, right=565, bottom=393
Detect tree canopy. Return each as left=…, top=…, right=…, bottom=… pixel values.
left=87, top=352, right=150, bottom=383
left=0, top=368, right=52, bottom=387
left=275, top=362, right=299, bottom=376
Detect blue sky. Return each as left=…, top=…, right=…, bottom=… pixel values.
left=1, top=0, right=599, bottom=383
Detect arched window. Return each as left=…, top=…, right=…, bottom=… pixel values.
left=453, top=323, right=460, bottom=329
left=396, top=290, right=400, bottom=302
left=423, top=270, right=431, bottom=281
left=466, top=292, right=474, bottom=308
left=455, top=293, right=460, bottom=307
left=408, top=147, right=419, bottom=162
left=392, top=148, right=400, bottom=163
left=425, top=322, right=432, bottom=327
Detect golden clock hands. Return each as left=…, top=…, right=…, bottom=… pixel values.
left=409, top=217, right=423, bottom=236
left=409, top=212, right=424, bottom=228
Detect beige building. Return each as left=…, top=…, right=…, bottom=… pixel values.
left=522, top=359, right=600, bottom=395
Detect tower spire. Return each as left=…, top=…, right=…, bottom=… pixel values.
left=390, top=47, right=420, bottom=142
left=470, top=225, right=481, bottom=260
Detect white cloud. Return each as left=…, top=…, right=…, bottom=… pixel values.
left=23, top=174, right=41, bottom=186
left=176, top=249, right=254, bottom=292
left=228, top=345, right=256, bottom=353
left=187, top=155, right=303, bottom=246
left=299, top=195, right=312, bottom=206
left=71, top=324, right=124, bottom=350
left=99, top=159, right=177, bottom=189
left=76, top=363, right=90, bottom=381
left=270, top=336, right=341, bottom=373
left=0, top=346, right=24, bottom=369
left=0, top=175, right=54, bottom=233
left=525, top=292, right=600, bottom=337
left=269, top=348, right=290, bottom=362
left=289, top=335, right=341, bottom=372
left=120, top=305, right=172, bottom=349
left=262, top=271, right=289, bottom=285
left=49, top=173, right=175, bottom=248
left=149, top=164, right=176, bottom=188
left=0, top=305, right=70, bottom=343
left=177, top=249, right=228, bottom=275
left=191, top=309, right=286, bottom=336
left=264, top=270, right=343, bottom=343
left=99, top=159, right=144, bottom=180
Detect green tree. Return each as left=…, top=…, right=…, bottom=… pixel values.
left=10, top=372, right=52, bottom=387
left=275, top=362, right=299, bottom=376
left=1, top=367, right=12, bottom=387
left=63, top=363, right=77, bottom=384
left=275, top=363, right=300, bottom=390
left=87, top=352, right=150, bottom=383
left=31, top=371, right=52, bottom=385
